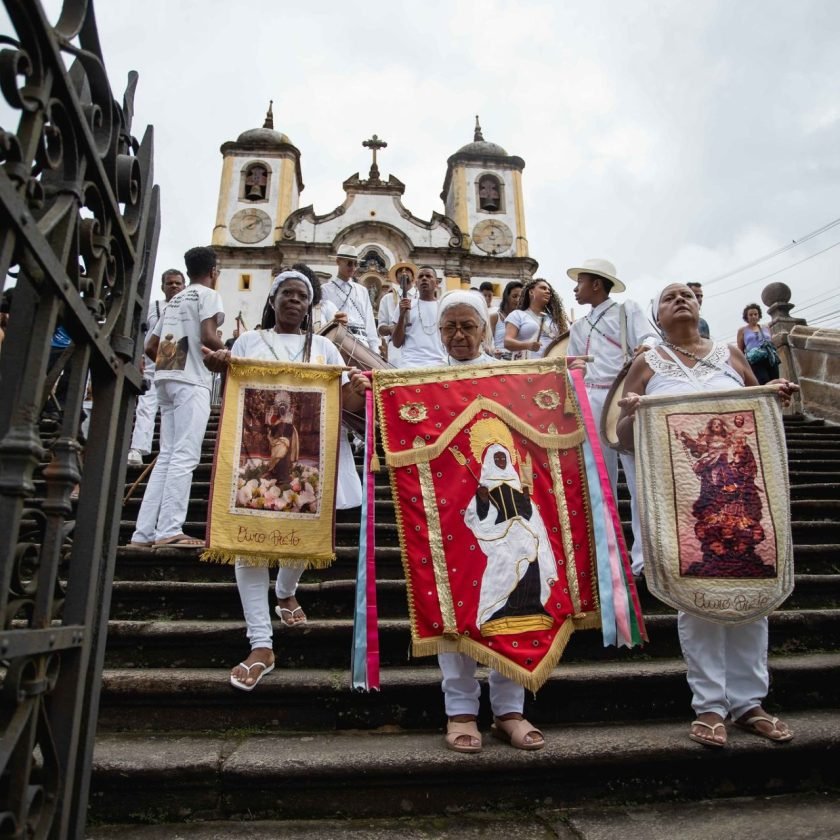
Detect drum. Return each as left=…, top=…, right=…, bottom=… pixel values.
left=599, top=359, right=633, bottom=450
left=543, top=330, right=570, bottom=358
left=319, top=322, right=394, bottom=434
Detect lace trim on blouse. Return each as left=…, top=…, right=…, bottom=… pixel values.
left=644, top=341, right=736, bottom=384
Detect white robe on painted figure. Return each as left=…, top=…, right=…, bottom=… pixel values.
left=464, top=444, right=556, bottom=628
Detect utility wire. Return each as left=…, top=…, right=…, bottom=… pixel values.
left=705, top=239, right=840, bottom=300
left=700, top=216, right=840, bottom=287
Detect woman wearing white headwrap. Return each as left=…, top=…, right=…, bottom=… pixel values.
left=204, top=269, right=369, bottom=691
left=616, top=282, right=797, bottom=748
left=434, top=290, right=545, bottom=754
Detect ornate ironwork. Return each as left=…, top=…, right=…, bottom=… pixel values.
left=0, top=1, right=159, bottom=836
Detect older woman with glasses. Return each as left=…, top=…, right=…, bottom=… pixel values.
left=433, top=290, right=545, bottom=753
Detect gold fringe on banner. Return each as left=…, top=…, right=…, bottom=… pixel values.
left=200, top=547, right=336, bottom=569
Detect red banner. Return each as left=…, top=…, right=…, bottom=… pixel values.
left=374, top=359, right=601, bottom=691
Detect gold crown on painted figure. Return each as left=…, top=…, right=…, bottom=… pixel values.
left=468, top=417, right=517, bottom=465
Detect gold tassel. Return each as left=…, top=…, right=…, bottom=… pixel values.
left=369, top=450, right=381, bottom=472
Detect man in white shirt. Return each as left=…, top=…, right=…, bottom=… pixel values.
left=566, top=258, right=657, bottom=576
left=378, top=260, right=418, bottom=366
left=392, top=265, right=446, bottom=368
left=320, top=245, right=379, bottom=354
left=127, top=269, right=186, bottom=465
left=129, top=246, right=225, bottom=548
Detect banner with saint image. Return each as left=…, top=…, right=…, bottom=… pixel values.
left=374, top=358, right=644, bottom=692
left=203, top=358, right=343, bottom=568
left=635, top=386, right=793, bottom=623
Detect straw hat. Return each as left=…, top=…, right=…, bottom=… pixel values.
left=566, top=258, right=625, bottom=294
left=388, top=260, right=418, bottom=285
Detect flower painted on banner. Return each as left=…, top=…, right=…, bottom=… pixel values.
left=399, top=401, right=428, bottom=424
left=533, top=389, right=562, bottom=410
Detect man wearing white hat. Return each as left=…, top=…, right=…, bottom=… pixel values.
left=566, top=258, right=657, bottom=576
left=378, top=260, right=418, bottom=366
left=321, top=245, right=380, bottom=354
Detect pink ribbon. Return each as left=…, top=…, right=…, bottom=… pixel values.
left=364, top=377, right=380, bottom=689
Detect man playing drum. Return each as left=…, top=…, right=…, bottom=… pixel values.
left=320, top=245, right=380, bottom=354
left=566, top=258, right=657, bottom=576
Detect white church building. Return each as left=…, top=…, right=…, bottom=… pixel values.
left=210, top=104, right=538, bottom=335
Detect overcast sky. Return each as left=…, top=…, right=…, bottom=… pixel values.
left=12, top=0, right=840, bottom=341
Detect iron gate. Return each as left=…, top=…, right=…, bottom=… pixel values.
left=0, top=1, right=159, bottom=836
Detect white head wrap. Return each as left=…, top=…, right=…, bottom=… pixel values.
left=269, top=270, right=313, bottom=304
left=478, top=443, right=522, bottom=492
left=437, top=289, right=494, bottom=356
left=437, top=289, right=489, bottom=325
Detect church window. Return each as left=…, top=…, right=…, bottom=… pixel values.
left=359, top=248, right=387, bottom=273
left=476, top=173, right=504, bottom=213
left=239, top=273, right=251, bottom=291
left=240, top=162, right=271, bottom=202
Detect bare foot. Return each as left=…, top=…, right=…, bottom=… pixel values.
left=230, top=647, right=275, bottom=688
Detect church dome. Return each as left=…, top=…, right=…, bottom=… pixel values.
left=234, top=102, right=290, bottom=147
left=454, top=117, right=507, bottom=157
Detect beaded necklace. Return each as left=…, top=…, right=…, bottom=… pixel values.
left=260, top=330, right=306, bottom=362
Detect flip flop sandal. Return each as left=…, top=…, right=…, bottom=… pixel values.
left=229, top=661, right=275, bottom=692
left=128, top=540, right=155, bottom=549
left=445, top=720, right=482, bottom=754
left=735, top=714, right=794, bottom=742
left=491, top=717, right=545, bottom=751
left=275, top=605, right=308, bottom=627
left=154, top=534, right=204, bottom=549
left=689, top=719, right=727, bottom=748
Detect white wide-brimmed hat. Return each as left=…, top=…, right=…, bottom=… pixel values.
left=566, top=258, right=625, bottom=294
left=335, top=244, right=360, bottom=261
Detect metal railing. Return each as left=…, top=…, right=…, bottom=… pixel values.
left=0, top=1, right=159, bottom=836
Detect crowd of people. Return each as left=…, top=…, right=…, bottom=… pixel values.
left=123, top=244, right=797, bottom=754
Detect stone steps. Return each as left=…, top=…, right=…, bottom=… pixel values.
left=96, top=653, right=840, bottom=734
left=89, top=709, right=840, bottom=824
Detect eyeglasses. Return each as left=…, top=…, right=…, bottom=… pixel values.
left=441, top=322, right=480, bottom=336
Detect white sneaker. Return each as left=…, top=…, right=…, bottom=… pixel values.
left=127, top=449, right=143, bottom=466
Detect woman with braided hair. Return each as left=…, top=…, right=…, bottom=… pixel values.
left=503, top=278, right=568, bottom=358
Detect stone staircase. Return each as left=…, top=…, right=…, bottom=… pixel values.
left=88, top=413, right=840, bottom=826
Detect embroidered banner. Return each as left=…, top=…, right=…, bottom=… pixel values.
left=374, top=358, right=610, bottom=692
left=635, top=386, right=793, bottom=623
left=203, top=358, right=343, bottom=568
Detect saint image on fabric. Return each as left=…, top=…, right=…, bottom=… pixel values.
left=668, top=411, right=776, bottom=578
left=234, top=387, right=323, bottom=515
left=156, top=333, right=188, bottom=371
left=464, top=419, right=557, bottom=635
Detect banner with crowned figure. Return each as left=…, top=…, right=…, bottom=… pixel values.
left=373, top=358, right=645, bottom=692
left=203, top=358, right=343, bottom=568
left=634, top=386, right=793, bottom=624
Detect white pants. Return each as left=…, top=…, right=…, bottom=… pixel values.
left=235, top=563, right=305, bottom=650
left=678, top=613, right=769, bottom=720
left=586, top=387, right=644, bottom=575
left=131, top=379, right=210, bottom=542
left=437, top=652, right=524, bottom=717
left=130, top=364, right=158, bottom=455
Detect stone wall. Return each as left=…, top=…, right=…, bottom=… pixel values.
left=764, top=281, right=840, bottom=424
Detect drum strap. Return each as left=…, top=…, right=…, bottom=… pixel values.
left=583, top=302, right=622, bottom=354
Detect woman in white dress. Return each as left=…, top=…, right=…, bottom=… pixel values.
left=490, top=281, right=523, bottom=359
left=435, top=290, right=545, bottom=754
left=616, top=282, right=797, bottom=748
left=204, top=269, right=369, bottom=690
left=503, top=278, right=567, bottom=359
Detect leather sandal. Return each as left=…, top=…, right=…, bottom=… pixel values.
left=445, top=719, right=482, bottom=753
left=735, top=713, right=793, bottom=742
left=491, top=717, right=545, bottom=751
left=689, top=719, right=727, bottom=748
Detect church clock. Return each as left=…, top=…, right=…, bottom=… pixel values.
left=472, top=219, right=513, bottom=255
left=230, top=207, right=272, bottom=244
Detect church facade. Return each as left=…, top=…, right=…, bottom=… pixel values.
left=210, top=105, right=538, bottom=335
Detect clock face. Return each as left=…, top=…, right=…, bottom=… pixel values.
left=230, top=208, right=272, bottom=244
left=472, top=219, right=513, bottom=255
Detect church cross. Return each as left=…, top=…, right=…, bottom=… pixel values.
left=362, top=134, right=388, bottom=180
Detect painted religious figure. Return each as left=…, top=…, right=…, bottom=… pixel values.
left=670, top=411, right=776, bottom=578
left=464, top=420, right=556, bottom=634
left=235, top=387, right=322, bottom=516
